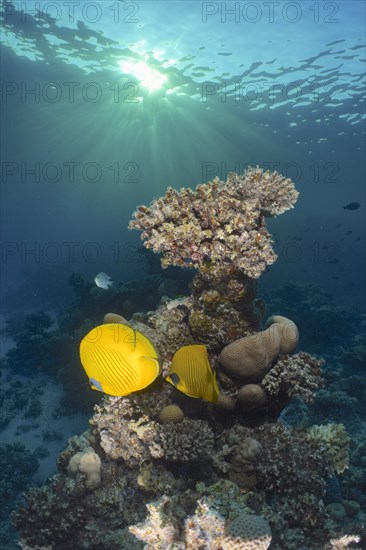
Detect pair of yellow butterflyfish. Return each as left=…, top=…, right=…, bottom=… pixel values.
left=79, top=323, right=219, bottom=402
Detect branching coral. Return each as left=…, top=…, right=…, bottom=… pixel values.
left=91, top=396, right=164, bottom=466
left=129, top=495, right=182, bottom=549
left=129, top=167, right=298, bottom=279
left=157, top=418, right=215, bottom=462
left=216, top=423, right=335, bottom=500
left=261, top=351, right=325, bottom=403
left=306, top=423, right=350, bottom=474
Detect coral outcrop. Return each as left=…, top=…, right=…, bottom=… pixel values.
left=129, top=167, right=298, bottom=348
left=11, top=166, right=364, bottom=550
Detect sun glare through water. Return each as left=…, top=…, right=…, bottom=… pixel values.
left=119, top=59, right=167, bottom=92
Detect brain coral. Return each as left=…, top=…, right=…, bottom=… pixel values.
left=159, top=404, right=184, bottom=423
left=221, top=513, right=272, bottom=550
left=129, top=167, right=298, bottom=279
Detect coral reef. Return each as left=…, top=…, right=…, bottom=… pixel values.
left=10, top=167, right=365, bottom=550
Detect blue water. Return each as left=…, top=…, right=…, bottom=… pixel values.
left=1, top=1, right=365, bottom=548
left=1, top=0, right=365, bottom=310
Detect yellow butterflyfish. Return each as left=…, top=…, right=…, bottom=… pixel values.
left=80, top=323, right=160, bottom=396
left=166, top=344, right=219, bottom=403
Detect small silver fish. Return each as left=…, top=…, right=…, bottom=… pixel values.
left=94, top=272, right=113, bottom=290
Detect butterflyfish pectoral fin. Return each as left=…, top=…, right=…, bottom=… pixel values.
left=166, top=372, right=180, bottom=386
left=90, top=377, right=104, bottom=392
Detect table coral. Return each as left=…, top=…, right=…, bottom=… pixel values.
left=129, top=166, right=298, bottom=279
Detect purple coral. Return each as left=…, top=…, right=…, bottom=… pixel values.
left=129, top=167, right=298, bottom=279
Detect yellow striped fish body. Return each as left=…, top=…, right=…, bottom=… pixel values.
left=79, top=323, right=160, bottom=396
left=166, top=344, right=219, bottom=403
